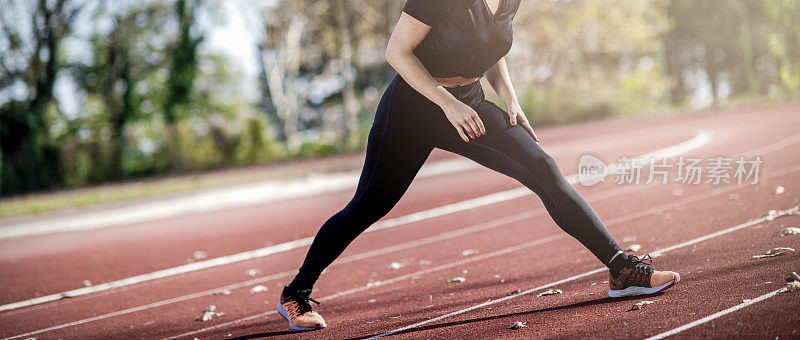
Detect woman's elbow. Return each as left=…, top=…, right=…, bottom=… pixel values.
left=384, top=47, right=397, bottom=67
left=384, top=44, right=408, bottom=68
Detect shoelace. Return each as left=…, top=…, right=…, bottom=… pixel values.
left=299, top=297, right=321, bottom=314
left=628, top=253, right=653, bottom=266
left=627, top=253, right=654, bottom=286
left=287, top=290, right=321, bottom=315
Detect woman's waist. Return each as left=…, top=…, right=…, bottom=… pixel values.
left=393, top=74, right=485, bottom=108
left=440, top=77, right=482, bottom=98
left=434, top=76, right=481, bottom=88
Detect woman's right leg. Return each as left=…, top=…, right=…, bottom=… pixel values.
left=288, top=76, right=434, bottom=291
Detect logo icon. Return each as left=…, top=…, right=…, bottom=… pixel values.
left=578, top=154, right=608, bottom=186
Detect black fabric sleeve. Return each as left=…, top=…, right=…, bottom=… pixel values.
left=402, top=0, right=447, bottom=26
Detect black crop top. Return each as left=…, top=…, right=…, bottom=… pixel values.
left=402, top=0, right=520, bottom=78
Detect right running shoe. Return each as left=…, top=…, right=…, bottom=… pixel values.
left=608, top=254, right=680, bottom=298
left=277, top=285, right=327, bottom=332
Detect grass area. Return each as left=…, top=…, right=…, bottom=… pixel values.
left=0, top=154, right=365, bottom=219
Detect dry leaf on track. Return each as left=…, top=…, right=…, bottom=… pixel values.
left=767, top=210, right=779, bottom=220
left=628, top=300, right=655, bottom=311
left=509, top=321, right=527, bottom=329
left=196, top=305, right=225, bottom=321
left=753, top=247, right=795, bottom=258
left=461, top=249, right=479, bottom=257
left=193, top=250, right=208, bottom=260
left=537, top=289, right=562, bottom=297
left=625, top=244, right=642, bottom=252
left=780, top=227, right=800, bottom=236
left=787, top=272, right=800, bottom=282
left=387, top=261, right=403, bottom=270
left=249, top=285, right=268, bottom=294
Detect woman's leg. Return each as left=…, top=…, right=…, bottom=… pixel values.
left=433, top=99, right=625, bottom=269
left=434, top=97, right=678, bottom=296
left=288, top=77, right=434, bottom=291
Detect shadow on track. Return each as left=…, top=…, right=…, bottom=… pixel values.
left=351, top=293, right=658, bottom=339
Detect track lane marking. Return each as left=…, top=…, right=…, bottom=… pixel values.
left=0, top=158, right=483, bottom=241
left=0, top=130, right=712, bottom=313
left=366, top=205, right=799, bottom=339
left=644, top=287, right=788, bottom=340
left=6, top=129, right=800, bottom=340
left=0, top=186, right=636, bottom=339
left=159, top=235, right=572, bottom=340
left=163, top=171, right=800, bottom=339
left=0, top=125, right=687, bottom=240
left=7, top=165, right=800, bottom=340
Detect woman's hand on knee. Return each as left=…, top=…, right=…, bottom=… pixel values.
left=506, top=103, right=540, bottom=143
left=442, top=99, right=486, bottom=142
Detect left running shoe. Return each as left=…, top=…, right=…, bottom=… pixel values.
left=277, top=285, right=327, bottom=332
left=608, top=254, right=680, bottom=298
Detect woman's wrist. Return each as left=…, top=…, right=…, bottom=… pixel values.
left=504, top=97, right=521, bottom=110
left=432, top=85, right=460, bottom=109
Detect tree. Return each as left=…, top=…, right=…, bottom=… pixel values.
left=0, top=0, right=84, bottom=194
left=162, top=0, right=204, bottom=170
left=72, top=3, right=169, bottom=180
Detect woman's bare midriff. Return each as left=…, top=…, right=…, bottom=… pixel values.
left=434, top=76, right=481, bottom=88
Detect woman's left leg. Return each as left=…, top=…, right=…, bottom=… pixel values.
left=432, top=96, right=679, bottom=296
left=434, top=99, right=624, bottom=267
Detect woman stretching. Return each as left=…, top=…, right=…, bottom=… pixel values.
left=277, top=0, right=680, bottom=332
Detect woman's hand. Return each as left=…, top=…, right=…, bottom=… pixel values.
left=506, top=101, right=540, bottom=143
left=442, top=99, right=486, bottom=142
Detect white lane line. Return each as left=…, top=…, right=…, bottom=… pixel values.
left=644, top=287, right=788, bottom=340
left=0, top=158, right=480, bottom=241
left=3, top=234, right=565, bottom=340
left=604, top=163, right=800, bottom=227
left=744, top=131, right=800, bottom=156
left=0, top=130, right=712, bottom=313
left=165, top=173, right=800, bottom=340
left=0, top=185, right=645, bottom=340
left=160, top=235, right=572, bottom=340
left=367, top=205, right=800, bottom=339
left=10, top=165, right=800, bottom=340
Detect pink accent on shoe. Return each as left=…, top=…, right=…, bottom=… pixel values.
left=656, top=272, right=680, bottom=293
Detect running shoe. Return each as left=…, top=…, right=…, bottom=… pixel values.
left=608, top=254, right=680, bottom=298
left=277, top=285, right=327, bottom=332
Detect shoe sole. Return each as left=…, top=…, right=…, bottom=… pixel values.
left=608, top=272, right=681, bottom=298
left=276, top=302, right=326, bottom=332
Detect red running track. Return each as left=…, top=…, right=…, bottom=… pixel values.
left=0, top=102, right=799, bottom=339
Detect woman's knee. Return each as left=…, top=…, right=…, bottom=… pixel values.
left=341, top=197, right=391, bottom=226
left=540, top=153, right=562, bottom=173
left=519, top=150, right=560, bottom=176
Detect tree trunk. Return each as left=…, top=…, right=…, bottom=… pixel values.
left=703, top=43, right=719, bottom=105
left=335, top=0, right=360, bottom=149
left=261, top=16, right=306, bottom=152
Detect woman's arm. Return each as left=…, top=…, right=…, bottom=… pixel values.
left=485, top=57, right=540, bottom=142
left=385, top=13, right=485, bottom=142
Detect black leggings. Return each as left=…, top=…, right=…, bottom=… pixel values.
left=289, top=74, right=623, bottom=290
